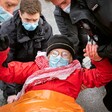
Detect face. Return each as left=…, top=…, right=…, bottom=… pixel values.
left=0, top=0, right=19, bottom=14
left=50, top=0, right=71, bottom=9
left=19, top=11, right=40, bottom=23
left=48, top=48, right=73, bottom=63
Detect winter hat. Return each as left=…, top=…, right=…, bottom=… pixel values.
left=46, top=35, right=75, bottom=59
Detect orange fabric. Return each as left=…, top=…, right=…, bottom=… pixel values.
left=0, top=90, right=84, bottom=112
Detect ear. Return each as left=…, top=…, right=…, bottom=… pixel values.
left=69, top=56, right=73, bottom=63
left=47, top=54, right=50, bottom=60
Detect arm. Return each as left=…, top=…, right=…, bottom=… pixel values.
left=82, top=58, right=112, bottom=87
left=40, top=15, right=53, bottom=51
left=98, top=43, right=112, bottom=59
left=54, top=6, right=79, bottom=47
left=82, top=44, right=112, bottom=87
left=3, top=83, right=23, bottom=103
left=3, top=40, right=17, bottom=65
left=0, top=53, right=39, bottom=84
left=0, top=49, right=39, bottom=84
left=0, top=18, right=17, bottom=64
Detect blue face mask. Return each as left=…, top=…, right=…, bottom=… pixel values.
left=49, top=55, right=69, bottom=68
left=63, top=4, right=71, bottom=14
left=0, top=6, right=13, bottom=23
left=22, top=21, right=39, bottom=31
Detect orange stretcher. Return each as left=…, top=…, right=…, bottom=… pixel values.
left=0, top=90, right=84, bottom=112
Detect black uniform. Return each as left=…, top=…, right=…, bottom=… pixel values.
left=0, top=10, right=53, bottom=99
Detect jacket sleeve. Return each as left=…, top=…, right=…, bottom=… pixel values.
left=54, top=6, right=79, bottom=48
left=3, top=45, right=16, bottom=65
left=0, top=48, right=10, bottom=64
left=0, top=49, right=39, bottom=84
left=98, top=43, right=112, bottom=59
left=0, top=18, right=17, bottom=64
left=3, top=83, right=23, bottom=99
left=82, top=58, right=112, bottom=87
left=40, top=15, right=53, bottom=51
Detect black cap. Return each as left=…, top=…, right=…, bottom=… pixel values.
left=46, top=35, right=75, bottom=59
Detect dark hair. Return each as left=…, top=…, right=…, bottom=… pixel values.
left=20, top=0, right=41, bottom=14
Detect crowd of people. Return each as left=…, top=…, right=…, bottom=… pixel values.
left=0, top=0, right=112, bottom=111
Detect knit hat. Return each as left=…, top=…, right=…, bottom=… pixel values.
left=46, top=35, right=75, bottom=59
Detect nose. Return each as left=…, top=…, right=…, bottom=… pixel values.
left=58, top=4, right=68, bottom=10
left=58, top=4, right=64, bottom=9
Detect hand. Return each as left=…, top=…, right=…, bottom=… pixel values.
left=81, top=84, right=87, bottom=91
left=83, top=44, right=102, bottom=61
left=0, top=35, right=9, bottom=51
left=7, top=95, right=18, bottom=103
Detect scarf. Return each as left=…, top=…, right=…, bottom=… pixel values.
left=17, top=51, right=81, bottom=98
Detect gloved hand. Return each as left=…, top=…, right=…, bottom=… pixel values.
left=0, top=34, right=9, bottom=51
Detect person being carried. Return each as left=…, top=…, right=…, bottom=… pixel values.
left=0, top=34, right=112, bottom=112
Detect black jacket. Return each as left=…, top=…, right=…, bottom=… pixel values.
left=0, top=10, right=53, bottom=62
left=54, top=0, right=112, bottom=60
left=0, top=10, right=53, bottom=99
left=54, top=0, right=112, bottom=111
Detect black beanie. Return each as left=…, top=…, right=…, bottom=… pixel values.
left=46, top=35, right=75, bottom=59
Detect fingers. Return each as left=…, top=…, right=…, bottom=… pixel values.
left=4, top=35, right=9, bottom=45
left=81, top=84, right=87, bottom=91
left=0, top=35, right=9, bottom=51
left=89, top=44, right=98, bottom=58
left=7, top=95, right=18, bottom=104
left=83, top=44, right=91, bottom=57
left=84, top=44, right=102, bottom=61
left=0, top=35, right=9, bottom=43
left=85, top=44, right=97, bottom=56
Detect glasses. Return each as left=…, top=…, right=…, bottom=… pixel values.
left=50, top=50, right=71, bottom=59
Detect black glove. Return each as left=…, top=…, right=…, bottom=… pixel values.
left=0, top=34, right=9, bottom=51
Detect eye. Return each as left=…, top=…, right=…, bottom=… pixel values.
left=6, top=3, right=13, bottom=8
left=33, top=19, right=38, bottom=22
left=51, top=50, right=59, bottom=57
left=62, top=51, right=69, bottom=58
left=25, top=19, right=31, bottom=22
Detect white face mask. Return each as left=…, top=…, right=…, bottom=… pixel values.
left=63, top=4, right=71, bottom=14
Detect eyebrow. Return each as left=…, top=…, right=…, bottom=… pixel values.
left=61, top=0, right=66, bottom=4
left=6, top=1, right=18, bottom=6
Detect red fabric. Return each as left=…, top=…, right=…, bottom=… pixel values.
left=0, top=49, right=112, bottom=99
left=0, top=48, right=10, bottom=65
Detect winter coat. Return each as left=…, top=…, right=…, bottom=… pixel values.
left=0, top=10, right=53, bottom=98
left=0, top=10, right=53, bottom=62
left=0, top=48, right=112, bottom=99
left=54, top=0, right=112, bottom=60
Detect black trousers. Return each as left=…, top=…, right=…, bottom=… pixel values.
left=103, top=81, right=112, bottom=111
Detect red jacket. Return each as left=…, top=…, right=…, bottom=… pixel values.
left=0, top=48, right=112, bottom=99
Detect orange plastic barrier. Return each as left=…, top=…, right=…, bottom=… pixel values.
left=0, top=90, right=84, bottom=112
